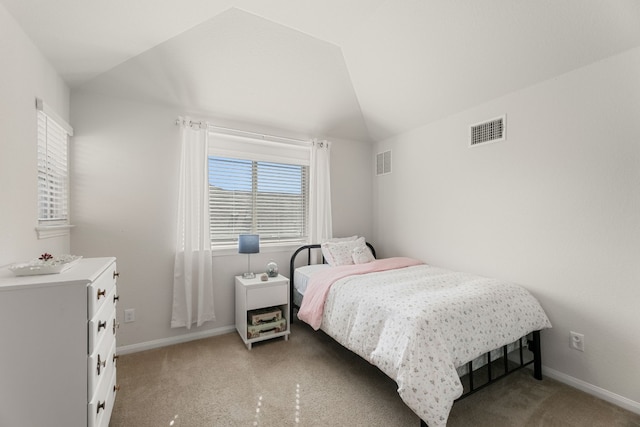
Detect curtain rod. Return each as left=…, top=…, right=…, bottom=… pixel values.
left=175, top=118, right=311, bottom=146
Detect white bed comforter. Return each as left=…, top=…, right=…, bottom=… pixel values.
left=318, top=264, right=552, bottom=426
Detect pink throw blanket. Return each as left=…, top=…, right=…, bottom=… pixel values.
left=297, top=257, right=424, bottom=329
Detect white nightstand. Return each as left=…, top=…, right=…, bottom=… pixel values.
left=235, top=274, right=290, bottom=350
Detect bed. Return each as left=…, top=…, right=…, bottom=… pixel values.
left=289, top=239, right=552, bottom=427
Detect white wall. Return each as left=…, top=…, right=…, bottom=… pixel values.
left=329, top=136, right=374, bottom=240
left=0, top=4, right=70, bottom=267
left=373, top=47, right=640, bottom=408
left=69, top=88, right=373, bottom=348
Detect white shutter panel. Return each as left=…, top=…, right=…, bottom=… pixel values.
left=37, top=110, right=69, bottom=225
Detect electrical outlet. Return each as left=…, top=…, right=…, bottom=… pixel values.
left=124, top=308, right=136, bottom=323
left=570, top=331, right=584, bottom=351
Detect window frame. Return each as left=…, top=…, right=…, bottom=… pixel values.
left=207, top=131, right=311, bottom=252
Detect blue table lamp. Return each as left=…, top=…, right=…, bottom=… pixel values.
left=238, top=234, right=259, bottom=279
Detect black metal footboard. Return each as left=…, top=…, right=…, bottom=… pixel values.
left=419, top=330, right=543, bottom=427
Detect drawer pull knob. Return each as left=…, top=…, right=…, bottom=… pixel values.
left=113, top=354, right=120, bottom=364
left=113, top=271, right=120, bottom=279
left=98, top=320, right=107, bottom=331
left=97, top=289, right=106, bottom=299
left=114, top=384, right=121, bottom=392
left=97, top=354, right=106, bottom=375
left=113, top=319, right=120, bottom=334
left=97, top=401, right=105, bottom=414
left=113, top=295, right=120, bottom=303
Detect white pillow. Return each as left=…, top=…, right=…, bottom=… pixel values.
left=352, top=245, right=375, bottom=264
left=321, top=236, right=365, bottom=266
left=320, top=236, right=358, bottom=264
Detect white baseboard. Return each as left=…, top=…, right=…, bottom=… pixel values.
left=116, top=325, right=236, bottom=355
left=543, top=366, right=640, bottom=415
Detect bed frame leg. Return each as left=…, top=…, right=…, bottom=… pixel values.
left=531, top=330, right=542, bottom=380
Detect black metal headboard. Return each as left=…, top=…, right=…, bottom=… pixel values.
left=288, top=242, right=376, bottom=321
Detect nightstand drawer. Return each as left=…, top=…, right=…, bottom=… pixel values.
left=246, top=283, right=287, bottom=310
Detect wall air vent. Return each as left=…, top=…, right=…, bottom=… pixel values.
left=470, top=115, right=506, bottom=147
left=376, top=150, right=391, bottom=176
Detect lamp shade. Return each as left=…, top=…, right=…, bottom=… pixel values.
left=238, top=234, right=260, bottom=254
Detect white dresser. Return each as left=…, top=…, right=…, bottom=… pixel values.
left=0, top=257, right=119, bottom=427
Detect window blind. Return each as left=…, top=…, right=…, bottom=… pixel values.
left=208, top=156, right=309, bottom=245
left=37, top=109, right=70, bottom=225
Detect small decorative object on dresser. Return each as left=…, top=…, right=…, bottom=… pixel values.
left=235, top=274, right=290, bottom=350
left=0, top=257, right=119, bottom=427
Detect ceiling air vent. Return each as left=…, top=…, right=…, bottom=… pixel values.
left=376, top=150, right=391, bottom=176
left=470, top=115, right=506, bottom=147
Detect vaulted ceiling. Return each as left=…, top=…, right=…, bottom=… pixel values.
left=3, top=0, right=640, bottom=142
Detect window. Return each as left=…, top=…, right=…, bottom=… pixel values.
left=35, top=99, right=73, bottom=238
left=208, top=132, right=310, bottom=247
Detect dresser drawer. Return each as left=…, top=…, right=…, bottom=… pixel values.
left=89, top=287, right=117, bottom=354
left=88, top=333, right=117, bottom=394
left=88, top=261, right=118, bottom=317
left=246, top=282, right=288, bottom=310
left=89, top=365, right=117, bottom=427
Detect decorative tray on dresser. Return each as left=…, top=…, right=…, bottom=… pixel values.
left=0, top=257, right=119, bottom=427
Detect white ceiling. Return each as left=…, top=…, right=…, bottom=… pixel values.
left=3, top=0, right=640, bottom=142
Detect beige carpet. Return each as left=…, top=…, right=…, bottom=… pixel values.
left=110, top=322, right=640, bottom=426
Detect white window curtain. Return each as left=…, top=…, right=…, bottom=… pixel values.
left=308, top=139, right=333, bottom=243
left=171, top=118, right=215, bottom=329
